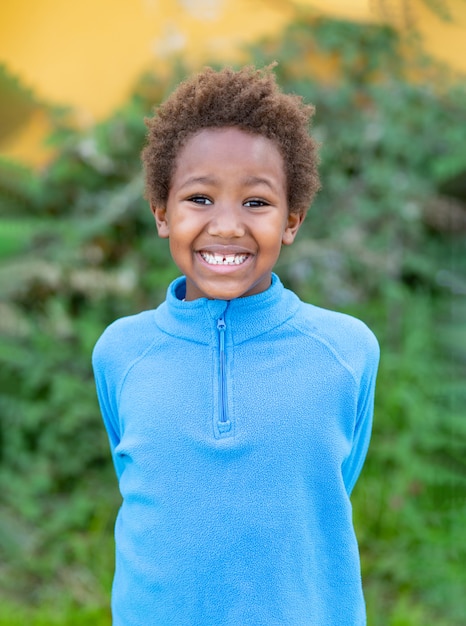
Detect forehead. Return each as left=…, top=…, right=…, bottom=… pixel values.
left=171, top=127, right=286, bottom=189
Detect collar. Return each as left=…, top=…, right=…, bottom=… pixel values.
left=153, top=273, right=300, bottom=345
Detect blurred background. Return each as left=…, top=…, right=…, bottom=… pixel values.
left=0, top=1, right=465, bottom=624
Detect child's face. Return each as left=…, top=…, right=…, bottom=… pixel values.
left=152, top=127, right=303, bottom=301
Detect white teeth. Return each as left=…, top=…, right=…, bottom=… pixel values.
left=200, top=252, right=249, bottom=266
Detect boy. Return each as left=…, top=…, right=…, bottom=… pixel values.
left=93, top=66, right=379, bottom=625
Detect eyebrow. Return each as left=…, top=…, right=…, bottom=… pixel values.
left=242, top=175, right=277, bottom=191
left=178, top=174, right=278, bottom=192
left=178, top=176, right=217, bottom=190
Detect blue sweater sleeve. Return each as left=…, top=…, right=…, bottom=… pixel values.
left=92, top=326, right=125, bottom=479
left=342, top=329, right=380, bottom=495
left=94, top=365, right=124, bottom=479
left=292, top=301, right=380, bottom=496
left=92, top=311, right=161, bottom=479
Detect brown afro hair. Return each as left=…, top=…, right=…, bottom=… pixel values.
left=142, top=65, right=320, bottom=215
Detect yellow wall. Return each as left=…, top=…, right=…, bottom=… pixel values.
left=1, top=0, right=465, bottom=164
left=407, top=0, right=466, bottom=69
left=0, top=0, right=293, bottom=121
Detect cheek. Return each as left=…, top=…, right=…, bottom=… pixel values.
left=262, top=220, right=289, bottom=247
left=170, top=210, right=203, bottom=234
left=169, top=236, right=187, bottom=255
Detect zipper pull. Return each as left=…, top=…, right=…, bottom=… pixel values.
left=217, top=317, right=226, bottom=363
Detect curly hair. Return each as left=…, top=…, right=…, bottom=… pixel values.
left=142, top=65, right=320, bottom=215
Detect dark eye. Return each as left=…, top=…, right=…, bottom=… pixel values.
left=188, top=195, right=212, bottom=205
left=244, top=198, right=269, bottom=208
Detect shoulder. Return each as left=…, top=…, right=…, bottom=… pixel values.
left=289, top=297, right=380, bottom=381
left=92, top=309, right=159, bottom=373
left=296, top=300, right=379, bottom=350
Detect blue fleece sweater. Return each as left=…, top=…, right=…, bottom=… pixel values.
left=92, top=274, right=379, bottom=626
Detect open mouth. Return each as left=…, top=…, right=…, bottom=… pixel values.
left=199, top=251, right=250, bottom=266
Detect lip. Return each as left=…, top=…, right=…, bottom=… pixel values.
left=196, top=244, right=254, bottom=255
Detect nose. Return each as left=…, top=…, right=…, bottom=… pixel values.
left=207, top=202, right=245, bottom=238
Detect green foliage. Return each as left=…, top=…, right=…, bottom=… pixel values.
left=0, top=601, right=111, bottom=626
left=1, top=14, right=465, bottom=624
left=421, top=0, right=453, bottom=22
left=0, top=65, right=42, bottom=143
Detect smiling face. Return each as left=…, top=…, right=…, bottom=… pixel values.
left=152, top=127, right=304, bottom=301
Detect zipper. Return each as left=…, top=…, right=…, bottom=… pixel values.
left=216, top=317, right=231, bottom=433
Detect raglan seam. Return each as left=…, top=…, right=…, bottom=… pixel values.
left=286, top=317, right=361, bottom=387
left=115, top=334, right=161, bottom=411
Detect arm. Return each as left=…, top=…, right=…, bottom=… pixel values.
left=342, top=334, right=380, bottom=496
left=92, top=340, right=125, bottom=479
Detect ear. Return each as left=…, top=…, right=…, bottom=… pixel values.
left=282, top=211, right=304, bottom=246
left=151, top=203, right=170, bottom=239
